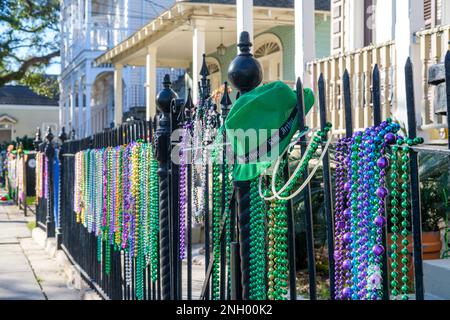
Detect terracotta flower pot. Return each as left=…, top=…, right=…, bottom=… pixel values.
left=387, top=231, right=442, bottom=287
left=421, top=231, right=442, bottom=260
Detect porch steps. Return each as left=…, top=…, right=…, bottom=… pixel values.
left=423, top=259, right=450, bottom=300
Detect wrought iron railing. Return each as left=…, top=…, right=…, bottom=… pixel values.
left=32, top=34, right=450, bottom=301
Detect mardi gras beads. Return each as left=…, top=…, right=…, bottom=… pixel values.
left=334, top=119, right=424, bottom=300
left=211, top=161, right=221, bottom=300
left=334, top=138, right=351, bottom=299
left=249, top=179, right=267, bottom=300
left=149, top=146, right=159, bottom=282
left=389, top=141, right=401, bottom=298
left=179, top=123, right=190, bottom=260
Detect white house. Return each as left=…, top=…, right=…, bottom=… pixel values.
left=306, top=0, right=450, bottom=143
left=60, top=0, right=184, bottom=138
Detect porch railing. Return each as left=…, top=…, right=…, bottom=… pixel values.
left=416, top=24, right=450, bottom=139
left=307, top=41, right=396, bottom=136
left=32, top=34, right=450, bottom=301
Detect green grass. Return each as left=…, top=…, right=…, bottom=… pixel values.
left=26, top=196, right=35, bottom=206
left=26, top=221, right=36, bottom=231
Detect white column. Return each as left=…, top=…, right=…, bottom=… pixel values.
left=375, top=0, right=395, bottom=43
left=237, top=0, right=254, bottom=51
left=344, top=0, right=365, bottom=51
left=114, top=64, right=123, bottom=126
left=192, top=21, right=206, bottom=104
left=295, top=0, right=315, bottom=85
left=85, top=0, right=92, bottom=48
left=78, top=78, right=84, bottom=138
left=65, top=83, right=70, bottom=131
left=395, top=1, right=424, bottom=132
left=146, top=47, right=157, bottom=120
left=442, top=0, right=450, bottom=24
left=70, top=78, right=76, bottom=132
left=85, top=83, right=92, bottom=136
left=59, top=83, right=64, bottom=131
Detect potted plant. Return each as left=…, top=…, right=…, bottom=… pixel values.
left=418, top=152, right=448, bottom=260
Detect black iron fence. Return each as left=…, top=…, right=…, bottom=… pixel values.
left=34, top=35, right=450, bottom=301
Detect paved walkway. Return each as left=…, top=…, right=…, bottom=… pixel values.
left=0, top=191, right=82, bottom=300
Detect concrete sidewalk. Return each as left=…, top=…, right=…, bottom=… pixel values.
left=0, top=194, right=87, bottom=300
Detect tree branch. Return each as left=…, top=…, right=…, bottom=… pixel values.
left=0, top=50, right=60, bottom=87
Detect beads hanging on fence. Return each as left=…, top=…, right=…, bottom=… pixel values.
left=333, top=119, right=424, bottom=300
left=73, top=140, right=160, bottom=300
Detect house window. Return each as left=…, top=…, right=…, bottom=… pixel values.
left=254, top=35, right=283, bottom=83
left=364, top=0, right=375, bottom=46
left=424, top=0, right=442, bottom=28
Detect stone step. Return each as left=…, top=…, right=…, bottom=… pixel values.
left=424, top=259, right=450, bottom=300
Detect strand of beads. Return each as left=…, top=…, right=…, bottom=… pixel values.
left=249, top=179, right=267, bottom=300
left=211, top=160, right=221, bottom=300
left=334, top=138, right=351, bottom=299
left=389, top=140, right=401, bottom=299
left=334, top=119, right=424, bottom=300
left=149, top=146, right=159, bottom=282
left=179, top=124, right=189, bottom=260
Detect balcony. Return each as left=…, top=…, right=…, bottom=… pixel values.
left=416, top=24, right=450, bottom=141
left=306, top=42, right=396, bottom=135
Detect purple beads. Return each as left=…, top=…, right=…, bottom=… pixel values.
left=376, top=186, right=388, bottom=199
left=384, top=132, right=397, bottom=145
left=377, top=157, right=389, bottom=169
left=372, top=245, right=384, bottom=256
left=374, top=216, right=386, bottom=228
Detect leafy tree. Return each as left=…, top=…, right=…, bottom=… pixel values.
left=0, top=0, right=60, bottom=97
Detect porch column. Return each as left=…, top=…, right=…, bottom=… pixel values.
left=65, top=84, right=70, bottom=131
left=237, top=0, right=253, bottom=51
left=345, top=0, right=364, bottom=51
left=192, top=21, right=206, bottom=103
left=70, top=78, right=76, bottom=131
left=395, top=1, right=424, bottom=132
left=85, top=0, right=92, bottom=48
left=375, top=0, right=395, bottom=43
left=85, top=83, right=92, bottom=136
left=442, top=0, right=450, bottom=25
left=59, top=84, right=64, bottom=131
left=114, top=64, right=123, bottom=126
left=146, top=46, right=157, bottom=120
left=78, top=78, right=84, bottom=138
left=294, top=0, right=315, bottom=85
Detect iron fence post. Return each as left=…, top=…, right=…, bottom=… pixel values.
left=45, top=127, right=55, bottom=238
left=228, top=31, right=263, bottom=300
left=56, top=127, right=68, bottom=249
left=220, top=82, right=232, bottom=300
left=155, top=74, right=177, bottom=300
left=318, top=74, right=335, bottom=299
left=405, top=58, right=424, bottom=300
left=296, top=78, right=317, bottom=300
left=170, top=98, right=183, bottom=300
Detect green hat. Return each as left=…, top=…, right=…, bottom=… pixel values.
left=225, top=81, right=314, bottom=182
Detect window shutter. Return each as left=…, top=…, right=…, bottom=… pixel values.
left=331, top=0, right=346, bottom=54
left=424, top=0, right=442, bottom=28
left=424, top=0, right=433, bottom=28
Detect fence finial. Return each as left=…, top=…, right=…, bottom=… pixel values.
left=228, top=31, right=262, bottom=94
left=156, top=74, right=178, bottom=114
left=59, top=127, right=68, bottom=144
left=45, top=126, right=54, bottom=143
left=34, top=127, right=42, bottom=151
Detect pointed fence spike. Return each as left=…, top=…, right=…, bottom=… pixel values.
left=372, top=64, right=381, bottom=126
left=343, top=69, right=353, bottom=138
left=200, top=53, right=209, bottom=77
left=220, top=81, right=232, bottom=107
